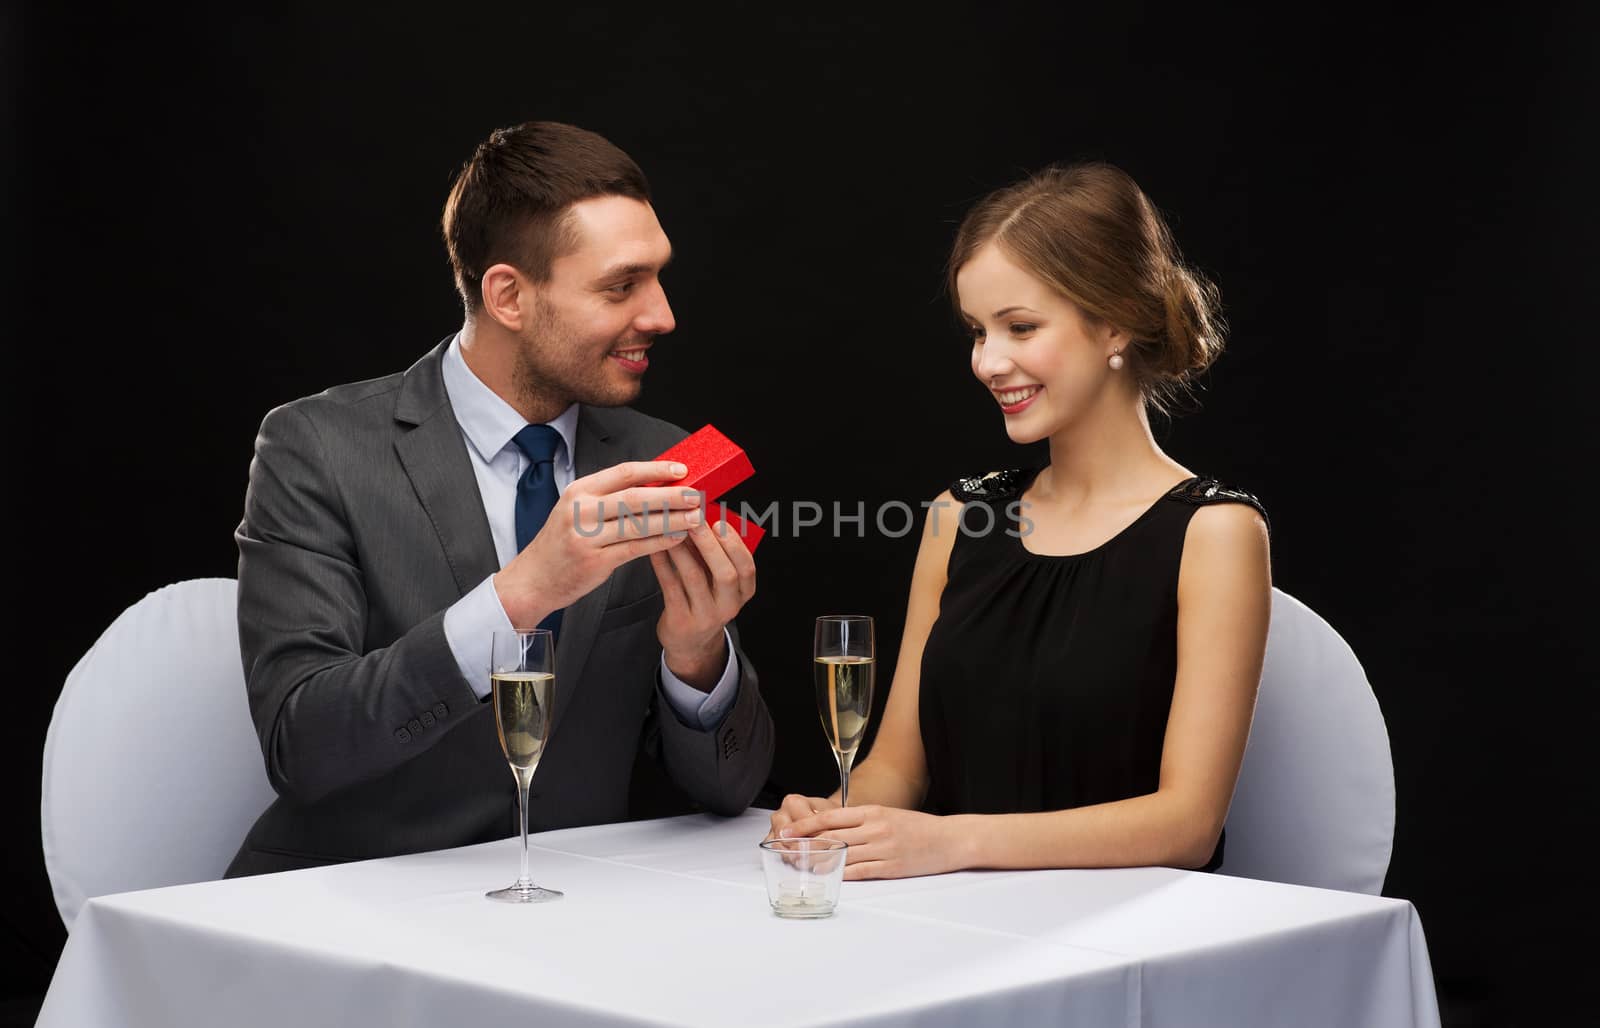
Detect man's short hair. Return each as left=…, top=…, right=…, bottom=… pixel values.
left=442, top=121, right=652, bottom=311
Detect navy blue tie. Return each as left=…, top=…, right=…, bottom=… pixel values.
left=511, top=424, right=564, bottom=639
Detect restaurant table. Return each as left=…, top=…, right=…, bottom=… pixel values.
left=38, top=808, right=1440, bottom=1027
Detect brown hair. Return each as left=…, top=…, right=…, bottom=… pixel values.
left=442, top=121, right=652, bottom=311
left=947, top=162, right=1225, bottom=414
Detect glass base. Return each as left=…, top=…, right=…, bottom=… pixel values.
left=486, top=882, right=564, bottom=904
left=770, top=897, right=836, bottom=919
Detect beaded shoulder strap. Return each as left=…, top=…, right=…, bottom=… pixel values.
left=1167, top=478, right=1271, bottom=534
left=949, top=468, right=1032, bottom=503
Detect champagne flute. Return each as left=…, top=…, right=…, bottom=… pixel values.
left=487, top=628, right=562, bottom=904
left=814, top=615, right=875, bottom=808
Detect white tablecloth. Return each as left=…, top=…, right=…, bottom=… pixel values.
left=38, top=809, right=1440, bottom=1027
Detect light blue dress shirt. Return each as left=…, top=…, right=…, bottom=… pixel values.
left=439, top=335, right=739, bottom=730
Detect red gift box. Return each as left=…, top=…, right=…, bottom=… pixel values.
left=651, top=425, right=754, bottom=502
left=650, top=425, right=762, bottom=553
left=707, top=503, right=766, bottom=553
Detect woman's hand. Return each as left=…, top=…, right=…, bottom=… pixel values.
left=777, top=804, right=968, bottom=880
left=764, top=794, right=839, bottom=841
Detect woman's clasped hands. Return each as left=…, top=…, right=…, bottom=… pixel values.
left=766, top=794, right=969, bottom=881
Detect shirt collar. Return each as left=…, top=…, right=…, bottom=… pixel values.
left=441, top=333, right=578, bottom=472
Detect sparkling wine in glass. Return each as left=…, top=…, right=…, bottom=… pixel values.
left=814, top=615, right=875, bottom=808
left=487, top=628, right=562, bottom=904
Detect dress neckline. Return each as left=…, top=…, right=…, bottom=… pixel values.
left=1012, top=469, right=1200, bottom=561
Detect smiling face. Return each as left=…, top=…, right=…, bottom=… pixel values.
left=510, top=194, right=676, bottom=411
left=956, top=241, right=1128, bottom=443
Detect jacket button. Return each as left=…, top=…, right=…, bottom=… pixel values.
left=395, top=728, right=413, bottom=743
left=408, top=718, right=423, bottom=735
left=433, top=702, right=449, bottom=718
left=420, top=711, right=436, bottom=729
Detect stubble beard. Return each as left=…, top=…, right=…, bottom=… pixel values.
left=512, top=298, right=644, bottom=417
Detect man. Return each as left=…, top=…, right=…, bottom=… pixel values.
left=227, top=121, right=773, bottom=877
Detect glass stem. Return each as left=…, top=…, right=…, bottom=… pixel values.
left=516, top=772, right=532, bottom=887
left=838, top=754, right=851, bottom=808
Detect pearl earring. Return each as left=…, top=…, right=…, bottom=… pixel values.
left=1108, top=349, right=1125, bottom=371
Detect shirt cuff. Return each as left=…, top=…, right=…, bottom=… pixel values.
left=658, top=628, right=739, bottom=731
left=443, top=576, right=517, bottom=701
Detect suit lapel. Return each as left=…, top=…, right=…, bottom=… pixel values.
left=391, top=354, right=642, bottom=716
left=553, top=406, right=631, bottom=705
left=392, top=341, right=500, bottom=597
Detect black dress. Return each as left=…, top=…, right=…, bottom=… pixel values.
left=917, top=467, right=1268, bottom=872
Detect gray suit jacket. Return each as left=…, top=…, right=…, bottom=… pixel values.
left=226, top=340, right=774, bottom=876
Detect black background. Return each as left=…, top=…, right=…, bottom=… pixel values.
left=7, top=4, right=1592, bottom=1025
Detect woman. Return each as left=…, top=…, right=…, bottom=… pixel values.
left=769, top=163, right=1272, bottom=879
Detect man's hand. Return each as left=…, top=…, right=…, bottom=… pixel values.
left=493, top=461, right=702, bottom=629
left=651, top=518, right=757, bottom=690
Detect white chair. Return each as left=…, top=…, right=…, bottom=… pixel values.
left=41, top=577, right=277, bottom=929
left=1218, top=587, right=1395, bottom=895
